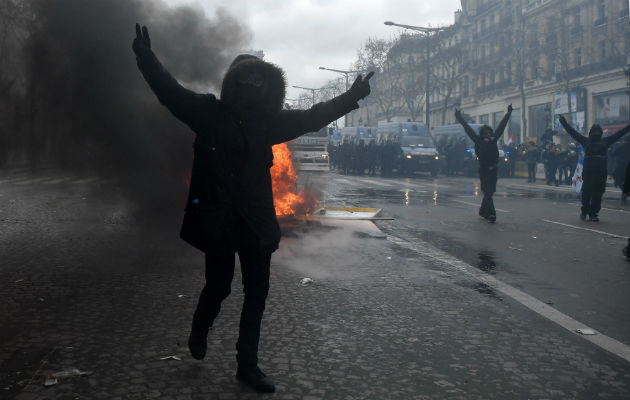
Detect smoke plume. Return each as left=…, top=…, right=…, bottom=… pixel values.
left=5, top=0, right=252, bottom=219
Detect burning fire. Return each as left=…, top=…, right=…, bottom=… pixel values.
left=271, top=143, right=317, bottom=216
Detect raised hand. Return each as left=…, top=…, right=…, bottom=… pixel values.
left=349, top=71, right=374, bottom=101
left=558, top=115, right=567, bottom=125
left=132, top=23, right=152, bottom=56
left=454, top=108, right=462, bottom=120
left=507, top=103, right=513, bottom=113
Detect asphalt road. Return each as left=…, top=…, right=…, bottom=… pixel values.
left=302, top=170, right=630, bottom=347
left=1, top=167, right=629, bottom=399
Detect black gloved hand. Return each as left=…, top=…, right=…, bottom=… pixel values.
left=454, top=108, right=462, bottom=120
left=132, top=23, right=152, bottom=57
left=558, top=115, right=567, bottom=125
left=349, top=71, right=374, bottom=101
left=507, top=103, right=513, bottom=113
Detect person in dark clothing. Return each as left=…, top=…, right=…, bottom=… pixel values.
left=558, top=143, right=577, bottom=185
left=523, top=141, right=539, bottom=182
left=611, top=136, right=629, bottom=190
left=623, top=161, right=630, bottom=261
left=558, top=116, right=630, bottom=222
left=455, top=104, right=512, bottom=222
left=544, top=144, right=560, bottom=186
left=132, top=24, right=372, bottom=393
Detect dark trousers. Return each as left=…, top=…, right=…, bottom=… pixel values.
left=527, top=163, right=536, bottom=182
left=546, top=163, right=558, bottom=185
left=192, top=218, right=272, bottom=368
left=479, top=166, right=498, bottom=217
left=581, top=171, right=607, bottom=216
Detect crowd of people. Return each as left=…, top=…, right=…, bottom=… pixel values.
left=327, top=129, right=629, bottom=192
left=328, top=138, right=400, bottom=176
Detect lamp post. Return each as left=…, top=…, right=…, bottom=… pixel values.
left=384, top=20, right=445, bottom=129
left=319, top=66, right=365, bottom=126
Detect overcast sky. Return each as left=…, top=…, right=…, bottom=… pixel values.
left=165, top=0, right=462, bottom=101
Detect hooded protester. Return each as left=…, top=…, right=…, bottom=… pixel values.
left=132, top=24, right=372, bottom=393
left=558, top=116, right=630, bottom=221
left=455, top=105, right=512, bottom=222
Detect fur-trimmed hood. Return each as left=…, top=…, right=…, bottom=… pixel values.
left=220, top=55, right=286, bottom=116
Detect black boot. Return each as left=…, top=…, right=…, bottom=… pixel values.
left=589, top=214, right=599, bottom=222
left=188, top=326, right=209, bottom=360
left=236, top=365, right=275, bottom=393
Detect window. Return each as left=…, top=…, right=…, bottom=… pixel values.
left=575, top=48, right=582, bottom=67
left=479, top=114, right=489, bottom=125
left=574, top=7, right=581, bottom=25
left=597, top=0, right=605, bottom=20
left=463, top=76, right=469, bottom=97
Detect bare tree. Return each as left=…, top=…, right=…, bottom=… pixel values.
left=430, top=29, right=464, bottom=125
left=388, top=35, right=426, bottom=122
left=355, top=38, right=402, bottom=122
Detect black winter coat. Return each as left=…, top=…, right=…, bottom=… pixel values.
left=136, top=51, right=359, bottom=253
left=456, top=112, right=511, bottom=168
left=559, top=119, right=630, bottom=174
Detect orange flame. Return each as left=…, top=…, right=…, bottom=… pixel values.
left=271, top=143, right=317, bottom=216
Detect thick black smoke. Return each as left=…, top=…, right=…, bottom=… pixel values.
left=10, top=0, right=251, bottom=220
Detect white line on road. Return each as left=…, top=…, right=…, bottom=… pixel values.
left=508, top=182, right=622, bottom=194
left=334, top=178, right=360, bottom=187
left=386, top=234, right=630, bottom=363
left=71, top=177, right=99, bottom=184
left=354, top=178, right=395, bottom=187
left=451, top=199, right=510, bottom=213
left=542, top=219, right=627, bottom=239
left=601, top=207, right=630, bottom=214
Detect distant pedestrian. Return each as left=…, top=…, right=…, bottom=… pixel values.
left=623, top=161, right=630, bottom=261
left=558, top=116, right=629, bottom=222
left=455, top=104, right=513, bottom=222
left=523, top=141, right=539, bottom=183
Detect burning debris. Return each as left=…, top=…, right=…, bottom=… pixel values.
left=271, top=143, right=317, bottom=216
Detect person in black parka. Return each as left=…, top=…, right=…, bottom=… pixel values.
left=455, top=105, right=512, bottom=222
left=558, top=116, right=629, bottom=222
left=132, top=25, right=372, bottom=393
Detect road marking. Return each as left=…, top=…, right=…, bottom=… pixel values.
left=13, top=178, right=47, bottom=185
left=542, top=219, right=626, bottom=239
left=334, top=178, right=361, bottom=187
left=508, top=182, right=622, bottom=194
left=451, top=199, right=510, bottom=213
left=71, top=177, right=99, bottom=184
left=43, top=178, right=71, bottom=185
left=601, top=207, right=630, bottom=214
left=386, top=234, right=630, bottom=363
left=354, top=178, right=395, bottom=187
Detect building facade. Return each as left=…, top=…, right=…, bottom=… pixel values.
left=349, top=0, right=630, bottom=143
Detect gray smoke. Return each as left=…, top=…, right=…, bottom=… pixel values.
left=4, top=0, right=251, bottom=220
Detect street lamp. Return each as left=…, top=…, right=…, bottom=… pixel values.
left=384, top=20, right=446, bottom=129
left=319, top=66, right=366, bottom=126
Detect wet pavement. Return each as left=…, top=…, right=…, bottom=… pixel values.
left=1, top=168, right=629, bottom=399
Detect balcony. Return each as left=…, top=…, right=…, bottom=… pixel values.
left=522, top=0, right=553, bottom=15
left=556, top=56, right=626, bottom=81
left=476, top=0, right=502, bottom=16
left=594, top=16, right=608, bottom=27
